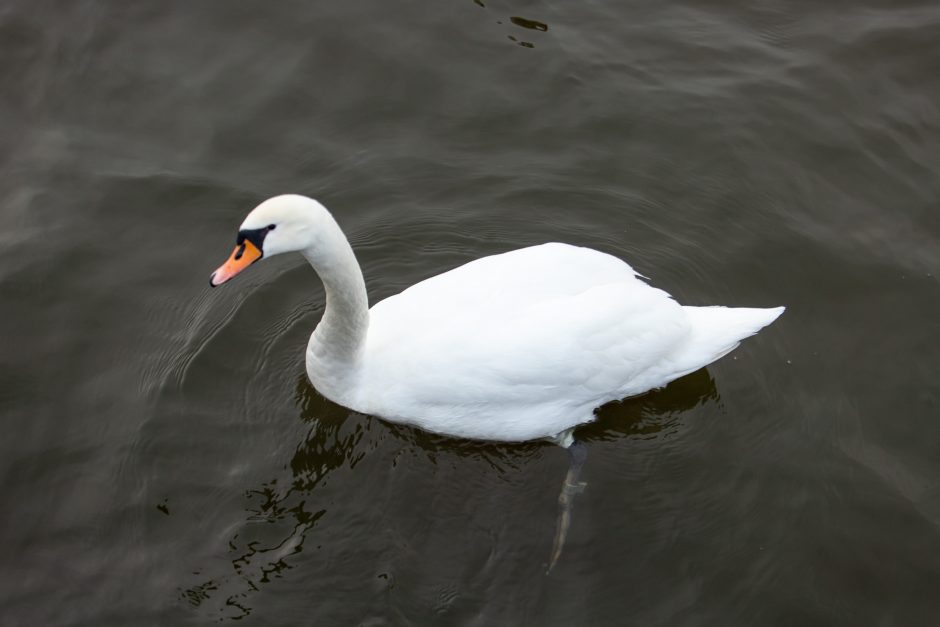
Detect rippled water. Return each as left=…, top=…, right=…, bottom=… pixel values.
left=2, top=0, right=939, bottom=625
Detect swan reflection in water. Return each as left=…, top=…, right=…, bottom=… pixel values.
left=181, top=368, right=717, bottom=619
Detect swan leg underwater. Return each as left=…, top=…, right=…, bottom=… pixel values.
left=209, top=194, right=785, bottom=569
left=548, top=435, right=588, bottom=572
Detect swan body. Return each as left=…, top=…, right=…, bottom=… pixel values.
left=210, top=195, right=784, bottom=443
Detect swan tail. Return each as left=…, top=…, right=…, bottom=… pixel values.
left=667, top=305, right=785, bottom=380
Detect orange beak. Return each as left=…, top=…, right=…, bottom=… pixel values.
left=209, top=240, right=262, bottom=287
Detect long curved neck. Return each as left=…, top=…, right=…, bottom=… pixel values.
left=302, top=215, right=369, bottom=386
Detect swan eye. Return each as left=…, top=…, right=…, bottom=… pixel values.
left=267, top=224, right=276, bottom=231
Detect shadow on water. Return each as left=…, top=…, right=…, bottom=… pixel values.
left=581, top=367, right=719, bottom=442
left=180, top=369, right=718, bottom=620
left=178, top=376, right=363, bottom=620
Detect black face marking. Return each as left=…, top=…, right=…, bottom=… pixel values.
left=235, top=227, right=271, bottom=254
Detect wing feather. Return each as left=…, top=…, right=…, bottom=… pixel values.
left=359, top=244, right=691, bottom=437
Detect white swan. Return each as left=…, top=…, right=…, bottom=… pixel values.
left=210, top=194, right=784, bottom=444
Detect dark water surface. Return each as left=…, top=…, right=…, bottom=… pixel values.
left=2, top=0, right=939, bottom=625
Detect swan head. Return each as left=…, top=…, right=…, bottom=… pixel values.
left=209, top=194, right=326, bottom=287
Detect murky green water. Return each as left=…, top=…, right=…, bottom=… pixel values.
left=2, top=0, right=939, bottom=624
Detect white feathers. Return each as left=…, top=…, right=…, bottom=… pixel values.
left=228, top=196, right=784, bottom=443
left=353, top=244, right=782, bottom=441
